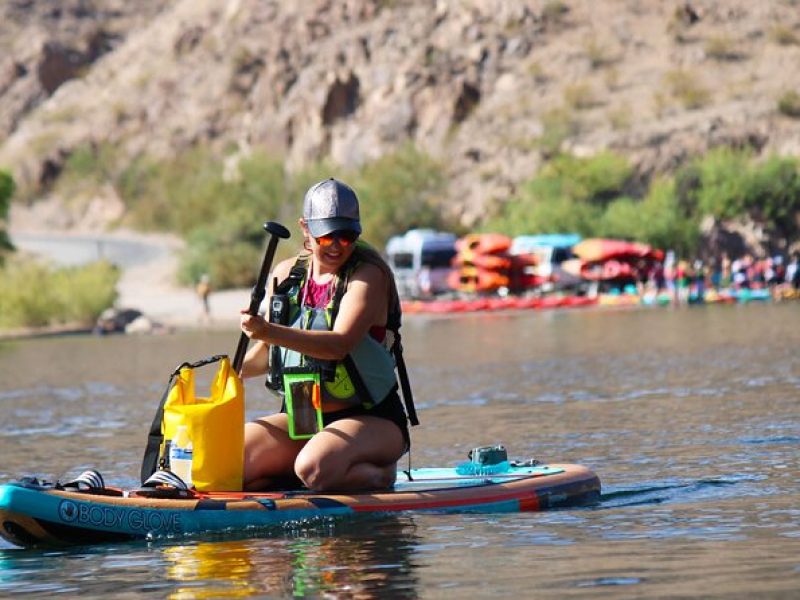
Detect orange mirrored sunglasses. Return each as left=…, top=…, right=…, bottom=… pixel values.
left=315, top=230, right=360, bottom=247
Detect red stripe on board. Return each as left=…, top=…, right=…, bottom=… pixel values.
left=351, top=490, right=539, bottom=512
left=518, top=495, right=540, bottom=511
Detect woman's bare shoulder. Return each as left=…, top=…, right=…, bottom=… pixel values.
left=350, top=260, right=386, bottom=285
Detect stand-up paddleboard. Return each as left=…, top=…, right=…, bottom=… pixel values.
left=0, top=462, right=600, bottom=548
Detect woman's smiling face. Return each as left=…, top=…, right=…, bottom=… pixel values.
left=301, top=220, right=358, bottom=273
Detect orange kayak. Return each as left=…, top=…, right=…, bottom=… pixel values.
left=448, top=267, right=510, bottom=292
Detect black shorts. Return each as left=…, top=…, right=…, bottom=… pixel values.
left=281, top=390, right=410, bottom=452
left=322, top=391, right=411, bottom=453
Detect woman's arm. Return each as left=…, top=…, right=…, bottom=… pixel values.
left=238, top=257, right=294, bottom=378
left=240, top=341, right=269, bottom=378
left=240, top=262, right=388, bottom=360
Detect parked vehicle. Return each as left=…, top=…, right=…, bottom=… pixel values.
left=385, top=229, right=458, bottom=298
left=510, top=234, right=583, bottom=292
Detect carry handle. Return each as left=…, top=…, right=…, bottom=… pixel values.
left=171, top=354, right=228, bottom=377
left=232, top=221, right=291, bottom=373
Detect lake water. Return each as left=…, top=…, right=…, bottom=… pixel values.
left=0, top=302, right=798, bottom=597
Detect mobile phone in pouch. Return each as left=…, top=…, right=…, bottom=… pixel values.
left=284, top=370, right=323, bottom=440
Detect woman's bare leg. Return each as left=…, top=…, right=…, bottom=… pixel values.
left=243, top=414, right=306, bottom=490
left=293, top=416, right=405, bottom=492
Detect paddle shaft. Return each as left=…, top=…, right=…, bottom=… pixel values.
left=232, top=221, right=290, bottom=373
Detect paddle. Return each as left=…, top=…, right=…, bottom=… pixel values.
left=232, top=221, right=291, bottom=373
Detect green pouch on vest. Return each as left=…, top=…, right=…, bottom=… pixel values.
left=284, top=369, right=323, bottom=440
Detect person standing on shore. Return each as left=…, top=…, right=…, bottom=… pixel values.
left=196, top=273, right=212, bottom=323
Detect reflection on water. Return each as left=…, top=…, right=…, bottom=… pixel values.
left=160, top=516, right=420, bottom=598
left=0, top=516, right=421, bottom=598
left=0, top=303, right=799, bottom=596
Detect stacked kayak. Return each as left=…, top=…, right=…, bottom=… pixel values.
left=448, top=234, right=514, bottom=293
left=572, top=238, right=663, bottom=284
left=0, top=462, right=600, bottom=548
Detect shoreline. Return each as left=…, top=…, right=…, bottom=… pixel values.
left=4, top=227, right=797, bottom=341
left=5, top=226, right=252, bottom=337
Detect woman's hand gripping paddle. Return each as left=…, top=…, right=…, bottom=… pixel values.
left=232, top=221, right=291, bottom=373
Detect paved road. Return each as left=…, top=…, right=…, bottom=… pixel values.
left=10, top=230, right=248, bottom=328
left=10, top=232, right=169, bottom=268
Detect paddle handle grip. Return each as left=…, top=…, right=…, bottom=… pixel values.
left=232, top=221, right=290, bottom=373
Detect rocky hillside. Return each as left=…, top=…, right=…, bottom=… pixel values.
left=2, top=0, right=800, bottom=229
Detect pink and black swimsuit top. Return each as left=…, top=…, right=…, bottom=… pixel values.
left=303, top=276, right=386, bottom=342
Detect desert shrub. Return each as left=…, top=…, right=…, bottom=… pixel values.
left=704, top=35, right=742, bottom=61
left=485, top=151, right=632, bottom=237
left=777, top=90, right=800, bottom=118
left=120, top=147, right=323, bottom=237
left=664, top=69, right=711, bottom=109
left=349, top=143, right=449, bottom=248
left=121, top=149, right=299, bottom=288
left=584, top=37, right=615, bottom=70
left=607, top=103, right=632, bottom=130
left=51, top=260, right=121, bottom=323
left=487, top=194, right=601, bottom=238
left=542, top=0, right=569, bottom=23
left=0, top=258, right=119, bottom=329
left=770, top=25, right=799, bottom=46
left=537, top=107, right=579, bottom=157
left=690, top=147, right=752, bottom=219
left=0, top=169, right=14, bottom=260
left=55, top=143, right=122, bottom=203
left=599, top=179, right=698, bottom=254
left=0, top=260, right=53, bottom=327
left=114, top=143, right=449, bottom=289
left=743, top=155, right=800, bottom=235
left=178, top=224, right=265, bottom=289
left=485, top=148, right=799, bottom=255
left=531, top=151, right=632, bottom=205
left=675, top=149, right=800, bottom=238
left=121, top=147, right=257, bottom=234
left=0, top=168, right=15, bottom=209
left=563, top=82, right=598, bottom=110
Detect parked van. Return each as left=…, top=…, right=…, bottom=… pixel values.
left=510, top=234, right=582, bottom=292
left=385, top=229, right=458, bottom=298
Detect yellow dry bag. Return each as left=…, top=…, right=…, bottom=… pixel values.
left=141, top=354, right=244, bottom=491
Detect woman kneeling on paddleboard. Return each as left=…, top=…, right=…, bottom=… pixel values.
left=239, top=178, right=416, bottom=493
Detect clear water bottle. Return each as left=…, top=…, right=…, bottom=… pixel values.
left=169, top=425, right=193, bottom=487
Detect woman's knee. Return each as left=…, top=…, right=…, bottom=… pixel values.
left=294, top=447, right=335, bottom=490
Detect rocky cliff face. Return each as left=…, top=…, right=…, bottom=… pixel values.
left=2, top=0, right=800, bottom=229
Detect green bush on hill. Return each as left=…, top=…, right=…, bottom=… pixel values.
left=59, top=143, right=120, bottom=195
left=489, top=195, right=602, bottom=238
left=0, top=258, right=119, bottom=329
left=485, top=151, right=632, bottom=237
left=743, top=155, right=800, bottom=237
left=110, top=144, right=450, bottom=288
left=485, top=148, right=799, bottom=255
left=349, top=143, right=449, bottom=248
left=0, top=168, right=15, bottom=261
left=599, top=179, right=698, bottom=255
left=676, top=148, right=800, bottom=239
left=528, top=151, right=632, bottom=205
left=681, top=147, right=752, bottom=220
left=40, top=140, right=800, bottom=290
left=115, top=149, right=294, bottom=288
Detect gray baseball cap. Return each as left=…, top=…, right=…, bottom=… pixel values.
left=303, top=178, right=362, bottom=238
